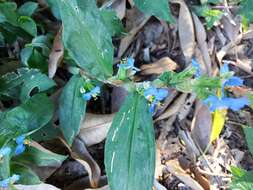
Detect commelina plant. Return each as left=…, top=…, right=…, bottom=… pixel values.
left=0, top=0, right=253, bottom=190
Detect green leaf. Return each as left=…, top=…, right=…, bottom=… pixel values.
left=239, top=0, right=253, bottom=30
left=0, top=93, right=54, bottom=146
left=230, top=167, right=253, bottom=190
left=46, top=0, right=60, bottom=19
left=59, top=75, right=86, bottom=145
left=0, top=31, right=4, bottom=45
left=0, top=68, right=55, bottom=100
left=18, top=16, right=37, bottom=37
left=105, top=93, right=155, bottom=190
left=57, top=0, right=113, bottom=80
left=31, top=123, right=62, bottom=141
left=0, top=148, right=10, bottom=179
left=133, top=0, right=174, bottom=22
left=14, top=143, right=67, bottom=167
left=11, top=163, right=41, bottom=185
left=18, top=2, right=38, bottom=16
left=0, top=2, right=18, bottom=25
left=243, top=125, right=253, bottom=156
left=100, top=9, right=125, bottom=37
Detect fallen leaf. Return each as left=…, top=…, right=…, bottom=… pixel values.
left=78, top=113, right=115, bottom=146
left=48, top=27, right=63, bottom=78
left=111, top=0, right=126, bottom=20
left=192, top=13, right=212, bottom=76
left=210, top=109, right=227, bottom=142
left=140, top=57, right=178, bottom=75
left=191, top=104, right=212, bottom=151
left=153, top=179, right=167, bottom=190
left=15, top=184, right=60, bottom=190
left=165, top=160, right=204, bottom=190
left=71, top=137, right=101, bottom=188
left=171, top=0, right=195, bottom=64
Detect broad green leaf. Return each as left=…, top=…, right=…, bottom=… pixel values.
left=133, top=0, right=174, bottom=22
left=100, top=9, right=125, bottom=37
left=0, top=68, right=55, bottom=100
left=210, top=109, right=227, bottom=142
left=0, top=31, right=4, bottom=45
left=57, top=0, right=113, bottom=80
left=14, top=142, right=67, bottom=167
left=239, top=0, right=253, bottom=30
left=59, top=75, right=86, bottom=145
left=46, top=0, right=61, bottom=19
left=0, top=148, right=10, bottom=179
left=18, top=16, right=37, bottom=37
left=11, top=163, right=41, bottom=185
left=18, top=2, right=38, bottom=16
left=230, top=168, right=253, bottom=190
left=0, top=2, right=18, bottom=25
left=105, top=93, right=155, bottom=190
left=243, top=125, right=253, bottom=156
left=31, top=123, right=62, bottom=141
left=0, top=93, right=54, bottom=146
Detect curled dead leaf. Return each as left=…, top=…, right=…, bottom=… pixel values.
left=140, top=57, right=178, bottom=75
left=48, top=27, right=63, bottom=78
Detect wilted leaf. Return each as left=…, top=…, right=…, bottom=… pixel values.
left=72, top=138, right=101, bottom=188
left=78, top=113, right=115, bottom=146
left=59, top=75, right=86, bottom=145
left=105, top=93, right=155, bottom=190
left=210, top=109, right=227, bottom=142
left=133, top=0, right=174, bottom=22
left=48, top=28, right=63, bottom=78
left=57, top=0, right=113, bottom=80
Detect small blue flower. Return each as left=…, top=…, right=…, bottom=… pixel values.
left=0, top=174, right=20, bottom=188
left=0, top=147, right=11, bottom=158
left=82, top=86, right=101, bottom=101
left=15, top=135, right=25, bottom=144
left=220, top=63, right=229, bottom=74
left=203, top=95, right=249, bottom=111
left=15, top=144, right=26, bottom=156
left=117, top=57, right=140, bottom=72
left=223, top=76, right=243, bottom=88
left=192, top=59, right=201, bottom=78
left=144, top=87, right=169, bottom=113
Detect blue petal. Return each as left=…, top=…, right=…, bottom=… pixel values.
left=10, top=174, right=20, bottom=183
left=91, top=86, right=100, bottom=95
left=192, top=59, right=201, bottom=77
left=0, top=179, right=10, bottom=188
left=16, top=135, right=25, bottom=144
left=149, top=102, right=156, bottom=114
left=156, top=89, right=169, bottom=101
left=224, top=76, right=243, bottom=87
left=0, top=147, right=11, bottom=156
left=203, top=95, right=226, bottom=111
left=220, top=63, right=229, bottom=74
left=15, top=144, right=26, bottom=155
left=222, top=97, right=249, bottom=111
left=144, top=87, right=157, bottom=98
left=82, top=93, right=92, bottom=101
left=127, top=57, right=135, bottom=67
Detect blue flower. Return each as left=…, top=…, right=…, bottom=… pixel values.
left=0, top=147, right=11, bottom=158
left=117, top=57, right=140, bottom=72
left=192, top=59, right=201, bottom=78
left=220, top=63, right=229, bottom=74
left=0, top=174, right=20, bottom=188
left=144, top=87, right=169, bottom=113
left=15, top=144, right=26, bottom=156
left=223, top=76, right=243, bottom=88
left=82, top=86, right=101, bottom=101
left=203, top=95, right=249, bottom=111
left=14, top=135, right=27, bottom=155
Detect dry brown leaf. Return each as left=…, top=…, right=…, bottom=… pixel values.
left=118, top=16, right=150, bottom=58
left=140, top=57, right=178, bottom=75
left=78, top=113, right=115, bottom=146
left=71, top=138, right=101, bottom=188
left=191, top=104, right=212, bottom=151
left=153, top=179, right=167, bottom=190
left=111, top=0, right=126, bottom=20
left=192, top=13, right=212, bottom=76
left=171, top=0, right=195, bottom=64
left=165, top=160, right=204, bottom=190
left=15, top=184, right=60, bottom=190
left=48, top=27, right=63, bottom=78
left=155, top=93, right=187, bottom=122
